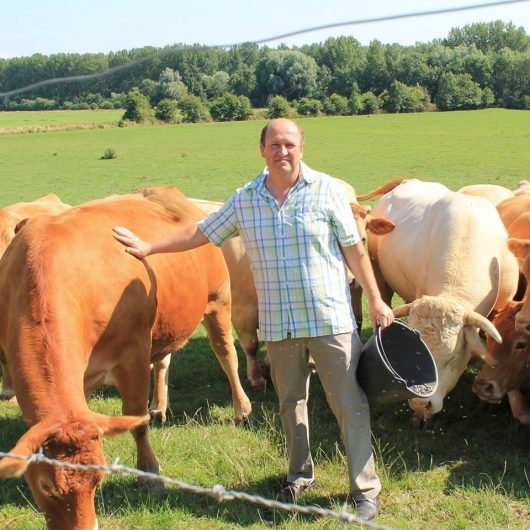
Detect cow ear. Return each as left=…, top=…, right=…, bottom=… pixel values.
left=350, top=203, right=368, bottom=220
left=0, top=422, right=54, bottom=478
left=96, top=414, right=150, bottom=437
left=508, top=238, right=530, bottom=260
left=366, top=217, right=395, bottom=236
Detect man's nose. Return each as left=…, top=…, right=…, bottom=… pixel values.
left=279, top=145, right=288, bottom=155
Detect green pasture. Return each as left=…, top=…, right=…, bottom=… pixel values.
left=0, top=109, right=529, bottom=529
left=0, top=108, right=529, bottom=207
left=0, top=109, right=122, bottom=131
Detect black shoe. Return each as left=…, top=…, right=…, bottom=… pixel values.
left=278, top=480, right=315, bottom=502
left=353, top=495, right=380, bottom=521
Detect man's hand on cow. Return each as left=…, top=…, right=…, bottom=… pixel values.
left=370, top=299, right=394, bottom=330
left=112, top=226, right=151, bottom=259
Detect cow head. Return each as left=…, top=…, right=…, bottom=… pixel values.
left=473, top=301, right=530, bottom=404
left=508, top=238, right=530, bottom=333
left=393, top=295, right=501, bottom=422
left=0, top=413, right=148, bottom=530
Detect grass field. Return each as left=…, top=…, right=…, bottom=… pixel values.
left=0, top=109, right=529, bottom=529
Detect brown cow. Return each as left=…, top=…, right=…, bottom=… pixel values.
left=497, top=196, right=530, bottom=333
left=0, top=194, right=71, bottom=401
left=0, top=187, right=251, bottom=530
left=473, top=301, right=530, bottom=424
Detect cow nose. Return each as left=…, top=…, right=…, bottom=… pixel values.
left=473, top=377, right=493, bottom=397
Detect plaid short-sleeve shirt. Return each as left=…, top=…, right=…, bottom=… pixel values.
left=198, top=162, right=360, bottom=341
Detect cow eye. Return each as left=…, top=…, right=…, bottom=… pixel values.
left=514, top=340, right=527, bottom=351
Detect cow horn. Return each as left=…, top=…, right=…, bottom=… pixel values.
left=393, top=303, right=412, bottom=318
left=464, top=311, right=502, bottom=344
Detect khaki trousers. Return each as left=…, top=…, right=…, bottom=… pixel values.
left=267, top=332, right=381, bottom=500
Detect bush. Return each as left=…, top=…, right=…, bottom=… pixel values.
left=155, top=99, right=182, bottom=123
left=322, top=93, right=350, bottom=115
left=100, top=148, right=117, bottom=160
left=177, top=94, right=210, bottom=123
left=296, top=97, right=322, bottom=117
left=210, top=93, right=252, bottom=121
left=266, top=96, right=292, bottom=118
left=436, top=73, right=483, bottom=111
left=359, top=91, right=382, bottom=114
left=122, top=88, right=153, bottom=123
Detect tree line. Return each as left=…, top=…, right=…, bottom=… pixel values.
left=1, top=20, right=528, bottom=122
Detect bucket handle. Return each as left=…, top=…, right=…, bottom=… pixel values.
left=374, top=325, right=410, bottom=387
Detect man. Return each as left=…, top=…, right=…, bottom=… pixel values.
left=113, top=118, right=393, bottom=521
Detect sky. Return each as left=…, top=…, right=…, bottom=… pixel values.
left=1, top=0, right=530, bottom=59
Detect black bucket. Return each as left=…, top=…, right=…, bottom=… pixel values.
left=357, top=319, right=438, bottom=404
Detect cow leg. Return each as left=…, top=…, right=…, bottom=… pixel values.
left=112, top=351, right=161, bottom=488
left=508, top=389, right=530, bottom=425
left=203, top=304, right=252, bottom=425
left=232, top=314, right=266, bottom=393
left=149, top=355, right=171, bottom=423
left=0, top=355, right=17, bottom=402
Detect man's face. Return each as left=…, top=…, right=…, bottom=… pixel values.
left=260, top=120, right=304, bottom=177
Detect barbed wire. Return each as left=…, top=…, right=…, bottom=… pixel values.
left=0, top=449, right=396, bottom=529
left=0, top=0, right=528, bottom=98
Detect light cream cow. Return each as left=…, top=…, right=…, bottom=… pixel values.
left=367, top=179, right=519, bottom=426
left=457, top=184, right=514, bottom=205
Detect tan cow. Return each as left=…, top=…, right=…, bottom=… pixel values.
left=497, top=196, right=530, bottom=333
left=0, top=187, right=251, bottom=530
left=367, top=179, right=519, bottom=426
left=0, top=194, right=71, bottom=401
left=473, top=301, right=530, bottom=424
left=457, top=184, right=514, bottom=205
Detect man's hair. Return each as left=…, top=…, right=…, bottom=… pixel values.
left=260, top=121, right=305, bottom=147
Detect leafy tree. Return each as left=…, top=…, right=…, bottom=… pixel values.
left=383, top=81, right=428, bottom=113
left=157, top=67, right=187, bottom=103
left=266, top=95, right=292, bottom=118
left=255, top=50, right=318, bottom=105
left=361, top=40, right=391, bottom=93
left=177, top=94, right=210, bottom=122
left=359, top=91, right=382, bottom=114
left=435, top=72, right=483, bottom=110
left=296, top=97, right=322, bottom=117
left=155, top=98, right=182, bottom=123
left=209, top=93, right=252, bottom=121
left=322, top=93, right=349, bottom=115
left=138, top=78, right=158, bottom=100
left=202, top=71, right=230, bottom=99
left=122, top=88, right=153, bottom=122
left=444, top=21, right=530, bottom=53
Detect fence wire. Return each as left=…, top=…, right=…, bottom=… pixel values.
left=0, top=449, right=396, bottom=529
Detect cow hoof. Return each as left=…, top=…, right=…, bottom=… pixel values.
left=235, top=413, right=253, bottom=429
left=149, top=409, right=167, bottom=424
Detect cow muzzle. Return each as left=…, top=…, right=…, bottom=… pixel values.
left=472, top=377, right=503, bottom=403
